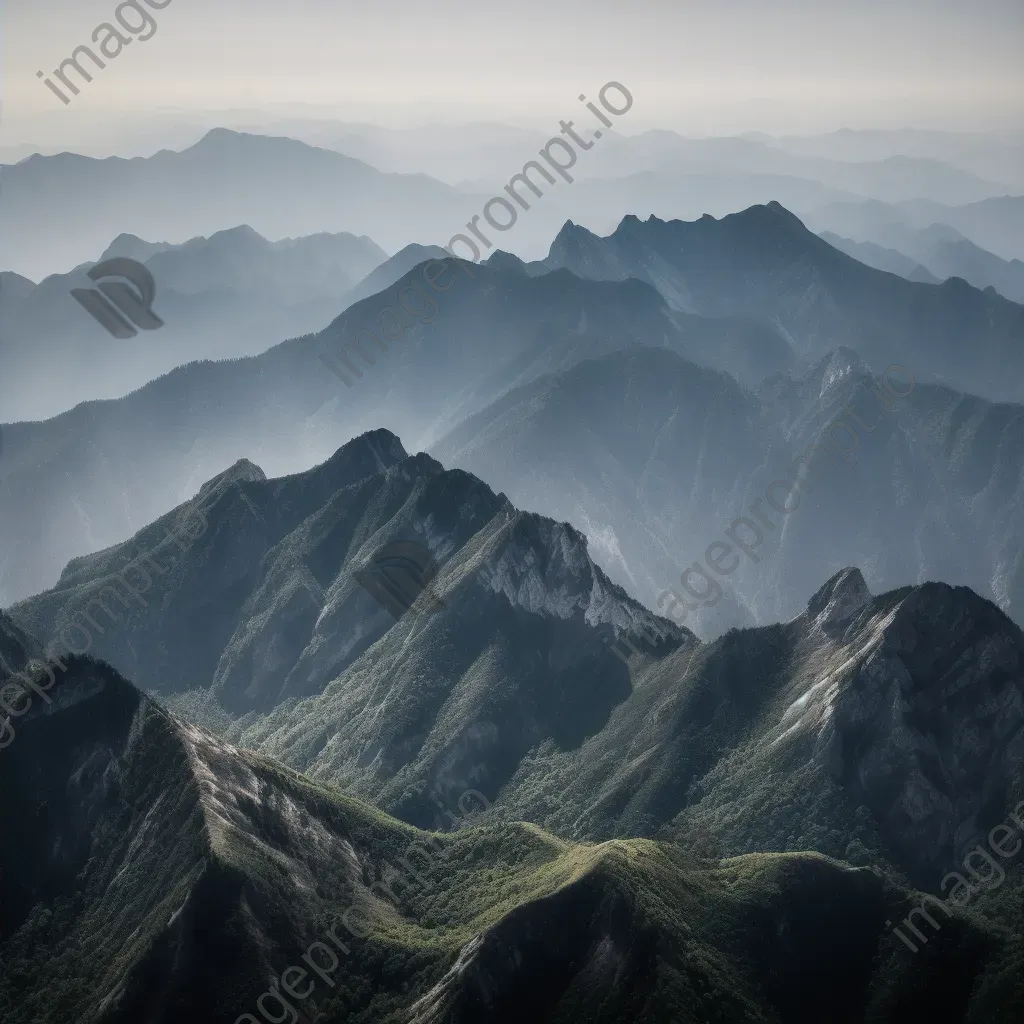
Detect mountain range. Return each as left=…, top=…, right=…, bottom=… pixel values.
left=7, top=127, right=1019, bottom=287
left=3, top=439, right=1023, bottom=1022
left=807, top=195, right=1024, bottom=264
left=0, top=130, right=480, bottom=281
left=820, top=227, right=1024, bottom=304
left=0, top=226, right=387, bottom=421
left=2, top=204, right=1023, bottom=629
left=4, top=49, right=1024, bottom=1024
left=531, top=203, right=1024, bottom=404
left=4, top=651, right=1018, bottom=1023
left=8, top=432, right=1024, bottom=877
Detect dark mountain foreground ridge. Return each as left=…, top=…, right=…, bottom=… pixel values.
left=1, top=651, right=1021, bottom=1024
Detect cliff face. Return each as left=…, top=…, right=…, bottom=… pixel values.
left=819, top=571, right=1024, bottom=873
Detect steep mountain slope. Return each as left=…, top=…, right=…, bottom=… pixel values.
left=0, top=256, right=791, bottom=605
left=1, top=605, right=43, bottom=707
left=432, top=344, right=1024, bottom=633
left=819, top=231, right=940, bottom=283
left=534, top=203, right=1024, bottom=405
left=433, top=346, right=768, bottom=633
left=488, top=569, right=1024, bottom=880
left=16, top=420, right=1022, bottom=897
left=1, top=652, right=1017, bottom=1023
left=0, top=225, right=387, bottom=420
left=10, top=431, right=692, bottom=826
left=337, top=242, right=450, bottom=309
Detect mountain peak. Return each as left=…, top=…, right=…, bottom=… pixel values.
left=197, top=458, right=266, bottom=500
left=194, top=127, right=248, bottom=147
left=546, top=220, right=627, bottom=279
left=549, top=219, right=600, bottom=248
left=484, top=249, right=529, bottom=273
left=807, top=567, right=872, bottom=633
left=732, top=201, right=808, bottom=232
left=98, top=232, right=173, bottom=264
left=327, top=427, right=408, bottom=471
left=203, top=224, right=266, bottom=246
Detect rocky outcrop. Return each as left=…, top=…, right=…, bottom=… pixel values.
left=826, top=580, right=1024, bottom=875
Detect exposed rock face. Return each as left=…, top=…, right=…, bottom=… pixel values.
left=484, top=568, right=1024, bottom=892
left=807, top=567, right=873, bottom=636
left=825, top=580, right=1024, bottom=873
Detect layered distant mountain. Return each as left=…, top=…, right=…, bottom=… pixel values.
left=895, top=196, right=1024, bottom=263
left=819, top=232, right=941, bottom=284
left=762, top=127, right=1024, bottom=190
left=7, top=126, right=1013, bottom=285
left=532, top=203, right=1024, bottom=404
left=579, top=131, right=1011, bottom=205
left=0, top=250, right=800, bottom=604
left=820, top=225, right=1024, bottom=303
left=809, top=195, right=1024, bottom=263
left=0, top=129, right=479, bottom=280
left=3, top=204, right=1024, bottom=612
left=0, top=225, right=387, bottom=421
left=5, top=653, right=1015, bottom=1023
left=249, top=121, right=1013, bottom=205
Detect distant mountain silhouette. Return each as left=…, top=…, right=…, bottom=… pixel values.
left=534, top=203, right=1024, bottom=404
left=819, top=231, right=940, bottom=283
left=820, top=225, right=1024, bottom=303
left=582, top=131, right=1010, bottom=205
left=0, top=225, right=386, bottom=420
left=0, top=129, right=479, bottom=279
left=811, top=195, right=1024, bottom=263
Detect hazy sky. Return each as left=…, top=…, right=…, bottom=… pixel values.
left=2, top=0, right=1023, bottom=146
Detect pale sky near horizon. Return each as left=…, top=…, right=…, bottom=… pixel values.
left=2, top=0, right=1022, bottom=147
